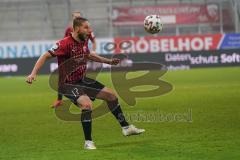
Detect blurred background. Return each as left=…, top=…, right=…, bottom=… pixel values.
left=0, top=0, right=239, bottom=41
left=0, top=0, right=240, bottom=73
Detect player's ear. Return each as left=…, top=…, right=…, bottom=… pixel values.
left=73, top=26, right=79, bottom=32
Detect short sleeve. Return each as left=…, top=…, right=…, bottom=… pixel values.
left=48, top=41, right=66, bottom=57
left=64, top=27, right=73, bottom=38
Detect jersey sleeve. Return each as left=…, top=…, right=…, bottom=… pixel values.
left=64, top=27, right=72, bottom=38
left=64, top=30, right=68, bottom=38
left=48, top=40, right=66, bottom=57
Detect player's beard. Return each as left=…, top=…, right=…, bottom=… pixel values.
left=78, top=32, right=86, bottom=41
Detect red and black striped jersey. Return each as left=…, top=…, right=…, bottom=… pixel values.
left=48, top=35, right=90, bottom=84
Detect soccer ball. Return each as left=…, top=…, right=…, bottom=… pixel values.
left=144, top=15, right=163, bottom=34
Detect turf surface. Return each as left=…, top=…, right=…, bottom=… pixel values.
left=0, top=67, right=239, bottom=160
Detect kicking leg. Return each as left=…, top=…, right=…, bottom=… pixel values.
left=96, top=87, right=145, bottom=136
left=96, top=87, right=129, bottom=127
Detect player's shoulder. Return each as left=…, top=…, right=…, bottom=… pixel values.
left=51, top=38, right=67, bottom=52
left=65, top=25, right=73, bottom=31
left=62, top=36, right=72, bottom=42
left=57, top=36, right=73, bottom=46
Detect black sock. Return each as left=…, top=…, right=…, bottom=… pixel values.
left=107, top=99, right=129, bottom=127
left=58, top=93, right=63, bottom=100
left=81, top=109, right=92, bottom=141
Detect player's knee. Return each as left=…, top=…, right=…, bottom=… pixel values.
left=80, top=102, right=92, bottom=110
left=108, top=94, right=117, bottom=102
left=77, top=96, right=93, bottom=110
left=105, top=89, right=118, bottom=102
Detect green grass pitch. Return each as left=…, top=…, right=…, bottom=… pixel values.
left=0, top=67, right=239, bottom=160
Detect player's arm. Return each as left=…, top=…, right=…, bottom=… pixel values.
left=87, top=53, right=120, bottom=65
left=26, top=41, right=65, bottom=84
left=89, top=31, right=96, bottom=52
left=26, top=52, right=53, bottom=84
left=91, top=38, right=97, bottom=52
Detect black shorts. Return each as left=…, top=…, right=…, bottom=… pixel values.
left=61, top=77, right=105, bottom=105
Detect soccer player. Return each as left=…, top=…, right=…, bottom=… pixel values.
left=53, top=11, right=97, bottom=108
left=26, top=17, right=145, bottom=150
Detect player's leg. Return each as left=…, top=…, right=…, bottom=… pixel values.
left=81, top=77, right=145, bottom=136
left=76, top=95, right=96, bottom=149
left=95, top=87, right=145, bottom=136
left=80, top=77, right=128, bottom=127
left=52, top=91, right=63, bottom=108
left=52, top=95, right=63, bottom=108
left=96, top=87, right=129, bottom=127
left=63, top=82, right=96, bottom=150
left=58, top=93, right=63, bottom=100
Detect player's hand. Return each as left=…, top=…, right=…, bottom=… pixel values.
left=91, top=51, right=97, bottom=54
left=109, top=58, right=121, bottom=65
left=26, top=74, right=36, bottom=84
